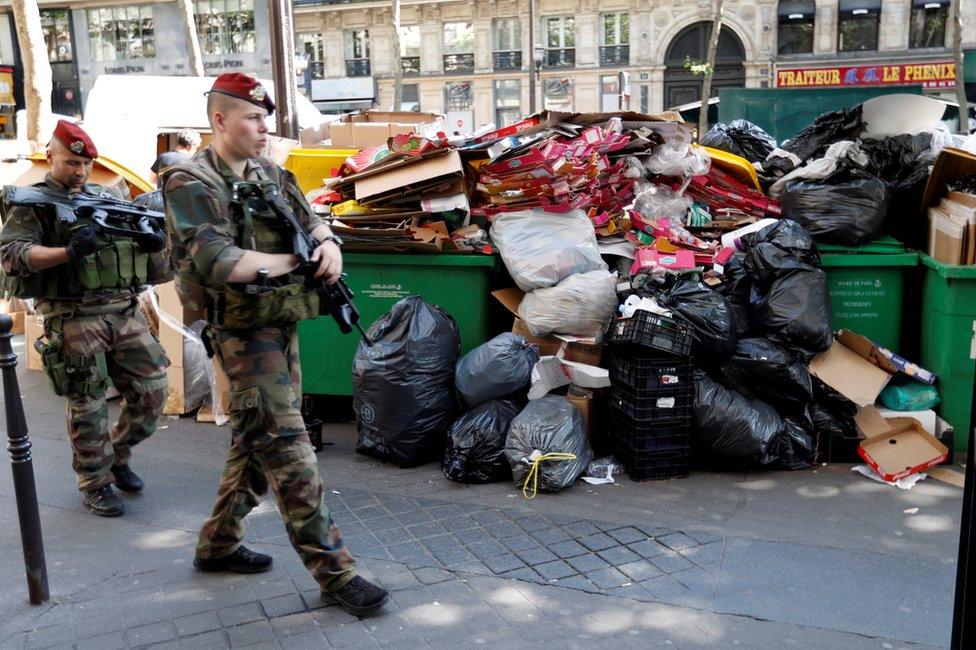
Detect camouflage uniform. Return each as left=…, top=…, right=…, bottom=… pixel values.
left=0, top=174, right=168, bottom=492
left=164, top=147, right=355, bottom=591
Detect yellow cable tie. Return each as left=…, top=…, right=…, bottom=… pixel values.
left=521, top=450, right=578, bottom=499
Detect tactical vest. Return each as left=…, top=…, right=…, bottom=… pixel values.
left=0, top=183, right=171, bottom=301
left=165, top=159, right=319, bottom=330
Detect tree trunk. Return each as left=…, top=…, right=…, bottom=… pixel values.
left=391, top=0, right=403, bottom=110
left=176, top=0, right=204, bottom=76
left=950, top=0, right=968, bottom=134
left=698, top=0, right=725, bottom=140
left=11, top=0, right=52, bottom=147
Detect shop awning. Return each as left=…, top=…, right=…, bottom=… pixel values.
left=839, top=0, right=881, bottom=13
left=313, top=100, right=374, bottom=113
left=778, top=1, right=815, bottom=19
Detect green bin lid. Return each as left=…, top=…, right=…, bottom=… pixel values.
left=919, top=252, right=976, bottom=279
left=818, top=236, right=906, bottom=254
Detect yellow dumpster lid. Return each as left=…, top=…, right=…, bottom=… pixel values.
left=698, top=145, right=762, bottom=192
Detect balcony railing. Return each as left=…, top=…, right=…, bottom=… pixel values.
left=542, top=48, right=575, bottom=68
left=345, top=58, right=371, bottom=77
left=308, top=61, right=325, bottom=79
left=401, top=56, right=420, bottom=75
left=443, top=52, right=475, bottom=73
left=600, top=44, right=629, bottom=66
left=493, top=50, right=522, bottom=70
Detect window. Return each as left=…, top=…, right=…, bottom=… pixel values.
left=444, top=22, right=474, bottom=73
left=40, top=9, right=72, bottom=63
left=543, top=16, right=575, bottom=68
left=909, top=0, right=948, bottom=49
left=639, top=85, right=649, bottom=114
left=344, top=29, right=370, bottom=76
left=600, top=13, right=629, bottom=66
left=297, top=33, right=325, bottom=79
left=400, top=26, right=420, bottom=75
left=543, top=77, right=573, bottom=110
left=87, top=5, right=155, bottom=61
left=601, top=74, right=620, bottom=111
left=838, top=0, right=880, bottom=52
left=401, top=83, right=419, bottom=111
left=494, top=79, right=521, bottom=127
left=193, top=0, right=255, bottom=55
left=444, top=81, right=473, bottom=112
left=493, top=18, right=522, bottom=70
left=777, top=1, right=814, bottom=54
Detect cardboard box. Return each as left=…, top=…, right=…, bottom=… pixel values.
left=330, top=111, right=443, bottom=149
left=354, top=150, right=463, bottom=203
left=24, top=313, right=44, bottom=371
left=857, top=416, right=949, bottom=482
left=567, top=387, right=604, bottom=452
left=493, top=288, right=604, bottom=366
left=922, top=147, right=976, bottom=262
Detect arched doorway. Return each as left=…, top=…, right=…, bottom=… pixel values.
left=664, top=22, right=746, bottom=110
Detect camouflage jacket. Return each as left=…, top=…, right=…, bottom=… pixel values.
left=163, top=146, right=324, bottom=291
left=0, top=174, right=132, bottom=316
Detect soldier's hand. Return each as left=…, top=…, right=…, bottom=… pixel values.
left=310, top=240, right=342, bottom=284
left=66, top=225, right=98, bottom=261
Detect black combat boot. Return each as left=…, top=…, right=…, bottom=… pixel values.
left=112, top=464, right=144, bottom=493
left=194, top=546, right=273, bottom=574
left=322, top=576, right=389, bottom=616
left=84, top=485, right=125, bottom=517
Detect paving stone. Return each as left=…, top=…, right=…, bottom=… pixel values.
left=585, top=567, right=630, bottom=590
left=226, top=620, right=275, bottom=648
left=25, top=625, right=74, bottom=649
left=483, top=553, right=527, bottom=574
left=277, top=630, right=327, bottom=650
left=549, top=540, right=589, bottom=559
left=427, top=504, right=463, bottom=521
left=491, top=521, right=524, bottom=538
left=616, top=560, right=663, bottom=582
left=174, top=612, right=222, bottom=637
left=534, top=560, right=578, bottom=581
left=680, top=541, right=725, bottom=567
left=260, top=593, right=307, bottom=618
left=515, top=517, right=551, bottom=533
left=501, top=534, right=538, bottom=552
left=656, top=532, right=699, bottom=551
left=547, top=574, right=597, bottom=592
left=530, top=528, right=571, bottom=545
left=388, top=540, right=427, bottom=562
left=469, top=510, right=506, bottom=525
left=642, top=574, right=692, bottom=600
left=627, top=539, right=670, bottom=559
left=465, top=540, right=507, bottom=559
left=269, top=612, right=318, bottom=638
left=439, top=516, right=477, bottom=533
left=606, top=527, right=648, bottom=545
left=406, top=522, right=447, bottom=539
left=578, top=533, right=617, bottom=552
left=499, top=567, right=543, bottom=583
left=452, top=527, right=489, bottom=546
left=367, top=516, right=406, bottom=532
left=322, top=622, right=380, bottom=648
left=411, top=567, right=454, bottom=585
left=650, top=551, right=695, bottom=574
left=179, top=630, right=230, bottom=649
left=449, top=560, right=493, bottom=576
left=433, top=548, right=477, bottom=567
left=76, top=631, right=126, bottom=650
left=353, top=505, right=390, bottom=521
left=373, top=527, right=410, bottom=545
left=126, top=621, right=176, bottom=647
left=567, top=553, right=611, bottom=574
left=562, top=520, right=601, bottom=537
left=217, top=603, right=265, bottom=627
left=597, top=545, right=641, bottom=566
left=248, top=577, right=298, bottom=600
left=514, top=547, right=558, bottom=566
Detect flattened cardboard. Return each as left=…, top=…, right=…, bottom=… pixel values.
left=809, top=334, right=892, bottom=406
left=330, top=110, right=442, bottom=148
left=355, top=150, right=463, bottom=201
left=857, top=417, right=949, bottom=482
left=929, top=467, right=965, bottom=488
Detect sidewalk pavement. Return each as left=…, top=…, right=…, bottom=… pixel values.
left=0, top=334, right=962, bottom=649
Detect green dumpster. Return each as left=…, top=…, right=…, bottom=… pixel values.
left=919, top=253, right=976, bottom=453
left=819, top=237, right=918, bottom=351
left=298, top=252, right=498, bottom=396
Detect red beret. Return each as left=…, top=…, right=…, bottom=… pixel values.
left=208, top=72, right=275, bottom=115
left=53, top=119, right=97, bottom=159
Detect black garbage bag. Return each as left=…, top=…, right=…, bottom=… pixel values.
left=809, top=378, right=859, bottom=462
left=700, top=120, right=777, bottom=164
left=739, top=219, right=820, bottom=267
left=656, top=277, right=737, bottom=362
left=717, top=253, right=753, bottom=338
left=455, top=333, right=539, bottom=407
left=505, top=396, right=593, bottom=493
left=132, top=190, right=164, bottom=212
left=353, top=296, right=460, bottom=467
left=717, top=338, right=814, bottom=415
left=780, top=172, right=891, bottom=245
left=744, top=242, right=815, bottom=289
left=754, top=265, right=834, bottom=359
left=442, top=399, right=521, bottom=484
left=693, top=374, right=814, bottom=470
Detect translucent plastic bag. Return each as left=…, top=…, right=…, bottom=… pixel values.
left=518, top=270, right=617, bottom=338
left=490, top=209, right=606, bottom=292
left=455, top=333, right=539, bottom=407
left=643, top=141, right=711, bottom=178
left=633, top=182, right=693, bottom=224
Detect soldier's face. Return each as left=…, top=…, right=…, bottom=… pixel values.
left=47, top=143, right=93, bottom=191
left=216, top=102, right=269, bottom=159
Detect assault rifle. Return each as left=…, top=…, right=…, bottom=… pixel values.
left=2, top=185, right=167, bottom=252
left=234, top=181, right=373, bottom=346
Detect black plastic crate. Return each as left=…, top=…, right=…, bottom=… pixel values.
left=607, top=352, right=693, bottom=392
left=614, top=446, right=690, bottom=481
left=607, top=311, right=693, bottom=357
left=608, top=413, right=692, bottom=453
left=608, top=384, right=694, bottom=424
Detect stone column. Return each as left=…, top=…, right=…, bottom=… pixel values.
left=370, top=25, right=394, bottom=76
left=474, top=17, right=492, bottom=73
left=420, top=21, right=443, bottom=75
left=575, top=12, right=598, bottom=67
left=880, top=0, right=910, bottom=50
left=814, top=0, right=836, bottom=54
left=324, top=27, right=345, bottom=78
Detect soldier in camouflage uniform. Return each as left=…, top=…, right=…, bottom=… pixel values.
left=0, top=120, right=170, bottom=517
left=163, top=73, right=388, bottom=616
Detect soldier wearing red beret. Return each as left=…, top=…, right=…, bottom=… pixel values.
left=0, top=120, right=171, bottom=517
left=163, top=73, right=388, bottom=616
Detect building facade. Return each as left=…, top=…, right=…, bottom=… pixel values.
left=294, top=0, right=976, bottom=126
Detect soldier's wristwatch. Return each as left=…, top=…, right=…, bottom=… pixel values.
left=322, top=234, right=343, bottom=248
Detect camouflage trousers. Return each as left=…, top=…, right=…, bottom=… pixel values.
left=44, top=306, right=168, bottom=492
left=196, top=326, right=356, bottom=592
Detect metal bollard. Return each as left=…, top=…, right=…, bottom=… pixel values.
left=0, top=313, right=50, bottom=605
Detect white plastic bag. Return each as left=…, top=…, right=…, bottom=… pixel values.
left=490, top=209, right=606, bottom=292
left=518, top=270, right=617, bottom=337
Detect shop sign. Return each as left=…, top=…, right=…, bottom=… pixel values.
left=777, top=62, right=956, bottom=89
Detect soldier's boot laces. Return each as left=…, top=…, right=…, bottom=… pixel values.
left=194, top=546, right=273, bottom=574
left=84, top=485, right=125, bottom=517
left=323, top=576, right=389, bottom=617
left=112, top=464, right=144, bottom=493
